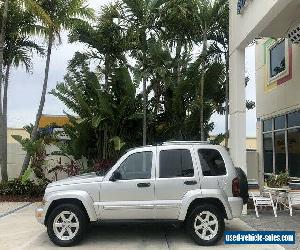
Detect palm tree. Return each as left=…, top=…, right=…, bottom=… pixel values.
left=20, top=0, right=94, bottom=175
left=121, top=0, right=166, bottom=145
left=0, top=0, right=9, bottom=181
left=0, top=0, right=52, bottom=181
left=69, top=3, right=128, bottom=159
left=2, top=39, right=44, bottom=181
left=196, top=0, right=227, bottom=140
left=0, top=0, right=45, bottom=181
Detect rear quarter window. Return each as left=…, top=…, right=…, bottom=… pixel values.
left=198, top=149, right=226, bottom=176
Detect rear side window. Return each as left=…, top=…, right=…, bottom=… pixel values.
left=198, top=149, right=226, bottom=176
left=159, top=149, right=194, bottom=178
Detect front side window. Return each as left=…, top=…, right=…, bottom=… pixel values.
left=117, top=151, right=153, bottom=180
left=159, top=149, right=194, bottom=178
left=270, top=40, right=286, bottom=78
left=198, top=149, right=226, bottom=176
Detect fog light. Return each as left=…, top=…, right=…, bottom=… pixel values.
left=36, top=210, right=43, bottom=218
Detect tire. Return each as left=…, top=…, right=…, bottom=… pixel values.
left=186, top=204, right=224, bottom=246
left=235, top=167, right=249, bottom=204
left=47, top=203, right=88, bottom=247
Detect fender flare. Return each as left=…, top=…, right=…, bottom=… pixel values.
left=178, top=189, right=233, bottom=221
left=44, top=190, right=97, bottom=222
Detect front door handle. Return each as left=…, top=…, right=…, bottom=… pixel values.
left=184, top=180, right=198, bottom=186
left=137, top=182, right=151, bottom=188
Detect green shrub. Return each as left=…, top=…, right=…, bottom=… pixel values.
left=266, top=172, right=290, bottom=188
left=0, top=178, right=47, bottom=197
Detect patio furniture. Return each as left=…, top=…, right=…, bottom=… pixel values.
left=288, top=191, right=300, bottom=216
left=251, top=191, right=277, bottom=218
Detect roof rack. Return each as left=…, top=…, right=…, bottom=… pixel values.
left=162, top=141, right=210, bottom=145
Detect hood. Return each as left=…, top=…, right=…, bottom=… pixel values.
left=48, top=172, right=104, bottom=187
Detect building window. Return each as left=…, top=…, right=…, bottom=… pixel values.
left=269, top=40, right=286, bottom=78
left=262, top=111, right=300, bottom=177
left=263, top=119, right=272, bottom=132
left=274, top=115, right=285, bottom=130
left=288, top=129, right=300, bottom=177
left=274, top=131, right=286, bottom=174
left=288, top=111, right=300, bottom=128
left=263, top=133, right=273, bottom=174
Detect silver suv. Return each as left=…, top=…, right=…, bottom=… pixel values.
left=36, top=141, right=247, bottom=247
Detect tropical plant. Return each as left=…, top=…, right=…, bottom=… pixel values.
left=69, top=3, right=128, bottom=159
left=0, top=1, right=44, bottom=181
left=13, top=124, right=58, bottom=183
left=50, top=55, right=141, bottom=167
left=20, top=0, right=94, bottom=175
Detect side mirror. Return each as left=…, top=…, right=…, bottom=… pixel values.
left=110, top=171, right=122, bottom=182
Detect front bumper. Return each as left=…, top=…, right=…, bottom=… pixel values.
left=35, top=206, right=45, bottom=225
left=228, top=197, right=243, bottom=218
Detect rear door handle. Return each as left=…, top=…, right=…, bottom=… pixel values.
left=184, top=180, right=198, bottom=186
left=137, top=182, right=151, bottom=188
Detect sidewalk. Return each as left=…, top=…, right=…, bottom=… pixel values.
left=241, top=209, right=300, bottom=250
left=0, top=202, right=286, bottom=250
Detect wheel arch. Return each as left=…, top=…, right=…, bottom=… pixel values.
left=44, top=191, right=97, bottom=225
left=178, top=189, right=233, bottom=221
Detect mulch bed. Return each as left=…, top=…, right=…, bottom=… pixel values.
left=0, top=195, right=43, bottom=202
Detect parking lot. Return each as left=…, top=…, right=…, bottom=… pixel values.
left=0, top=203, right=285, bottom=250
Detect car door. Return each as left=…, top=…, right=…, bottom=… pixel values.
left=155, top=145, right=200, bottom=219
left=99, top=147, right=156, bottom=220
left=197, top=146, right=229, bottom=195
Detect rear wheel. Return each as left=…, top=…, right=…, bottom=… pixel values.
left=186, top=204, right=224, bottom=246
left=47, top=203, right=88, bottom=247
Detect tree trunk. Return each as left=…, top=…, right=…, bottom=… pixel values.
left=1, top=65, right=10, bottom=181
left=20, top=32, right=54, bottom=176
left=142, top=77, right=147, bottom=146
left=103, top=55, right=109, bottom=159
left=224, top=51, right=229, bottom=148
left=175, top=40, right=182, bottom=86
left=200, top=30, right=207, bottom=141
left=0, top=0, right=9, bottom=181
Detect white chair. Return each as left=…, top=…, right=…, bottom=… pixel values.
left=251, top=191, right=277, bottom=218
left=288, top=191, right=300, bottom=216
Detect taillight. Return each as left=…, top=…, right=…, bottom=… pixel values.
left=232, top=177, right=240, bottom=197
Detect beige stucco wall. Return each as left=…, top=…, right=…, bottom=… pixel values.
left=256, top=41, right=300, bottom=119
left=2, top=128, right=71, bottom=181
left=230, top=0, right=300, bottom=51
left=6, top=128, right=29, bottom=180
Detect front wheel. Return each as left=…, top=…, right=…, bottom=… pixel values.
left=47, top=203, right=88, bottom=247
left=186, top=204, right=224, bottom=246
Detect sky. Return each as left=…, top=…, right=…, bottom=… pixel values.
left=7, top=0, right=257, bottom=137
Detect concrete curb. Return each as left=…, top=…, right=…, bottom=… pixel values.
left=0, top=202, right=32, bottom=219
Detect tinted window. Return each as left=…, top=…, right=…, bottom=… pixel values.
left=159, top=150, right=194, bottom=178
left=263, top=119, right=272, bottom=132
left=288, top=128, right=300, bottom=177
left=198, top=149, right=226, bottom=176
left=274, top=115, right=285, bottom=130
left=274, top=131, right=286, bottom=174
left=270, top=40, right=286, bottom=78
left=288, top=111, right=300, bottom=128
left=118, top=152, right=152, bottom=180
left=263, top=133, right=273, bottom=174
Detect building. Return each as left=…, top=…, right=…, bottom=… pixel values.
left=4, top=115, right=71, bottom=180
left=256, top=38, right=300, bottom=179
left=229, top=0, right=300, bottom=183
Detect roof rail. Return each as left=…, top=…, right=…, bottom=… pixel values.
left=162, top=141, right=210, bottom=145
